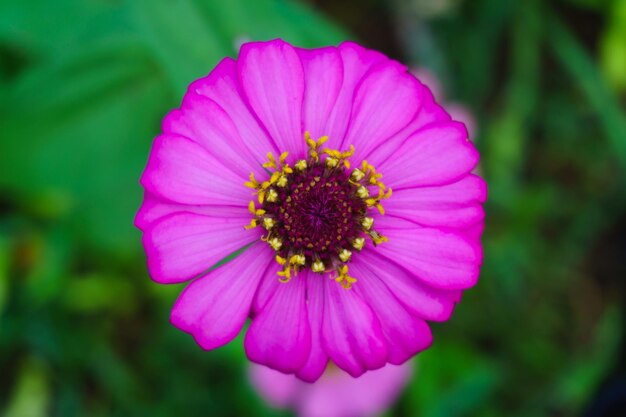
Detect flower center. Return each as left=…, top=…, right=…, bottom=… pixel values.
left=244, top=133, right=391, bottom=288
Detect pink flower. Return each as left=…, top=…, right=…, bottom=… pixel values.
left=249, top=362, right=412, bottom=417
left=136, top=39, right=485, bottom=382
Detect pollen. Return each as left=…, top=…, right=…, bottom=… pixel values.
left=356, top=186, right=369, bottom=199
left=339, top=249, right=352, bottom=262
left=263, top=217, right=275, bottom=230
left=266, top=189, right=278, bottom=202
left=312, top=260, right=325, bottom=273
left=269, top=237, right=283, bottom=251
left=352, top=237, right=365, bottom=251
left=244, top=132, right=391, bottom=288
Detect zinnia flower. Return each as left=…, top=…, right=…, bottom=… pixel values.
left=249, top=362, right=412, bottom=417
left=135, top=39, right=485, bottom=382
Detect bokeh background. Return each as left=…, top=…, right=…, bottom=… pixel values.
left=1, top=0, right=626, bottom=416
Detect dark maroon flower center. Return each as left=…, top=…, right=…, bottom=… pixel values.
left=244, top=133, right=391, bottom=288
left=263, top=164, right=367, bottom=267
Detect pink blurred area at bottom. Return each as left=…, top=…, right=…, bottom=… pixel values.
left=249, top=362, right=413, bottom=417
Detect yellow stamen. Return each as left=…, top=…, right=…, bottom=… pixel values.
left=244, top=219, right=258, bottom=230
left=263, top=152, right=277, bottom=169
left=278, top=266, right=291, bottom=283
left=266, top=188, right=278, bottom=202
left=312, top=260, right=325, bottom=273
left=269, top=237, right=283, bottom=251
left=276, top=175, right=288, bottom=187
left=339, top=249, right=352, bottom=262
left=356, top=186, right=369, bottom=199
left=335, top=265, right=357, bottom=289
left=290, top=254, right=306, bottom=266
left=370, top=231, right=388, bottom=245
left=326, top=157, right=338, bottom=168
left=263, top=217, right=275, bottom=230
left=245, top=172, right=261, bottom=189
left=352, top=237, right=365, bottom=250
left=351, top=169, right=365, bottom=181
left=362, top=217, right=374, bottom=230
left=295, top=160, right=307, bottom=171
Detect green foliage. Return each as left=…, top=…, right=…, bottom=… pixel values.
left=1, top=0, right=624, bottom=416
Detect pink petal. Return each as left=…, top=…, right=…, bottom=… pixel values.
left=296, top=272, right=328, bottom=382
left=238, top=40, right=306, bottom=159
left=352, top=249, right=460, bottom=322
left=354, top=272, right=433, bottom=364
left=379, top=121, right=479, bottom=189
left=163, top=93, right=266, bottom=178
left=245, top=276, right=312, bottom=373
left=188, top=57, right=278, bottom=155
left=361, top=86, right=451, bottom=167
left=298, top=363, right=412, bottom=417
left=297, top=47, right=344, bottom=141
left=385, top=175, right=487, bottom=229
left=140, top=134, right=251, bottom=206
left=135, top=192, right=248, bottom=232
left=375, top=217, right=482, bottom=290
left=323, top=42, right=387, bottom=146
left=321, top=279, right=387, bottom=377
left=143, top=211, right=260, bottom=283
left=343, top=63, right=423, bottom=163
left=251, top=260, right=282, bottom=315
left=249, top=362, right=412, bottom=417
left=170, top=243, right=273, bottom=349
left=248, top=364, right=299, bottom=409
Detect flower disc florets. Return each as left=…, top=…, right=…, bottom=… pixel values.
left=245, top=132, right=391, bottom=288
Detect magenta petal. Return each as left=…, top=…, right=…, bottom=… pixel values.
left=352, top=250, right=460, bottom=322
left=375, top=218, right=482, bottom=290
left=321, top=279, right=387, bottom=377
left=296, top=272, right=328, bottom=382
left=163, top=93, right=266, bottom=178
left=380, top=121, right=479, bottom=189
left=344, top=63, right=422, bottom=162
left=238, top=40, right=306, bottom=159
left=134, top=192, right=244, bottom=232
left=245, top=276, right=312, bottom=373
left=140, top=134, right=250, bottom=206
left=323, top=42, right=387, bottom=144
left=361, top=85, right=451, bottom=167
left=385, top=175, right=487, bottom=229
left=143, top=211, right=260, bottom=284
left=297, top=47, right=343, bottom=143
left=188, top=57, right=277, bottom=155
left=353, top=272, right=432, bottom=364
left=170, top=243, right=273, bottom=349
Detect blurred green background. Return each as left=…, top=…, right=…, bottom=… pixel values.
left=1, top=0, right=626, bottom=416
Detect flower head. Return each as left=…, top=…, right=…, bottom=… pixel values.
left=136, top=39, right=485, bottom=382
left=249, top=362, right=412, bottom=417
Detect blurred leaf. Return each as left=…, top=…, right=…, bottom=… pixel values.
left=2, top=357, right=50, bottom=417
left=62, top=273, right=135, bottom=313
left=549, top=14, right=626, bottom=171
left=600, top=0, right=626, bottom=92
left=0, top=40, right=168, bottom=253
left=0, top=236, right=8, bottom=316
left=554, top=305, right=622, bottom=408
